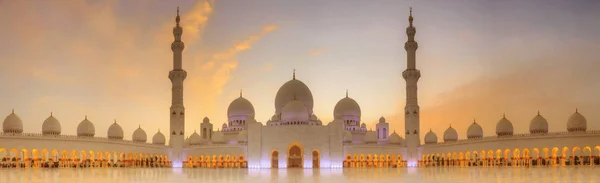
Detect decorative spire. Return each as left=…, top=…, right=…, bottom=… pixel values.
left=50, top=112, right=53, bottom=117
left=408, top=7, right=413, bottom=26
left=449, top=123, right=452, bottom=128
left=575, top=108, right=579, bottom=113
left=537, top=110, right=540, bottom=115
left=240, top=89, right=243, bottom=98
left=429, top=128, right=432, bottom=132
left=158, top=129, right=161, bottom=132
left=85, top=115, right=88, bottom=120
left=345, top=89, right=348, bottom=98
left=138, top=125, right=141, bottom=128
left=176, top=7, right=180, bottom=26
left=114, top=119, right=117, bottom=124
left=11, top=109, right=14, bottom=114
left=473, top=118, right=476, bottom=123
left=293, top=68, right=296, bottom=80
left=502, top=113, right=506, bottom=118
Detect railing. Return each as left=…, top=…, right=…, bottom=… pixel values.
left=426, top=130, right=600, bottom=146
left=0, top=132, right=167, bottom=147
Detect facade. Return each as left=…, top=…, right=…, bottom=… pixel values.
left=1, top=8, right=600, bottom=169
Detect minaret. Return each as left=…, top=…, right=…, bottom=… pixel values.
left=402, top=7, right=421, bottom=166
left=169, top=7, right=187, bottom=149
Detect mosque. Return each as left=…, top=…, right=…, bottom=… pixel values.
left=1, top=8, right=599, bottom=169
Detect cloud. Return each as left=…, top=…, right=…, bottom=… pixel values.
left=309, top=49, right=326, bottom=56
left=185, top=24, right=279, bottom=126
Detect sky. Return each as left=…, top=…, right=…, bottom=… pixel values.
left=0, top=0, right=599, bottom=142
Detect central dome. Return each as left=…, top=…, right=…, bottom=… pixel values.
left=274, top=74, right=314, bottom=115
left=227, top=93, right=255, bottom=120
left=333, top=94, right=361, bottom=120
left=281, top=99, right=310, bottom=122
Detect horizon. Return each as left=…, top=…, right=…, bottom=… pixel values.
left=1, top=0, right=599, bottom=142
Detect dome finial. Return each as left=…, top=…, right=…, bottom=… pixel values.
left=85, top=115, right=88, bottom=120
left=114, top=119, right=117, bottom=124
left=429, top=128, right=432, bottom=132
left=11, top=109, right=14, bottom=114
left=537, top=110, right=540, bottom=115
left=473, top=118, right=476, bottom=123
left=293, top=68, right=296, bottom=80
left=50, top=112, right=53, bottom=117
left=502, top=113, right=506, bottom=118
left=158, top=129, right=160, bottom=132
left=449, top=123, right=452, bottom=128
left=575, top=108, right=578, bottom=113
left=240, top=89, right=243, bottom=98
left=176, top=6, right=180, bottom=25
left=138, top=124, right=141, bottom=128
left=345, top=89, right=348, bottom=98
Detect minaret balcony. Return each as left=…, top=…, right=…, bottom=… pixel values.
left=402, top=69, right=421, bottom=79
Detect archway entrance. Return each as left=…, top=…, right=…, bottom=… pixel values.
left=271, top=151, right=279, bottom=168
left=312, top=150, right=320, bottom=168
left=287, top=145, right=302, bottom=168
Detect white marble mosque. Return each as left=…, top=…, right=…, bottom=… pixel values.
left=1, top=8, right=599, bottom=170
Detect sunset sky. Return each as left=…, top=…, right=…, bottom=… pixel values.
left=0, top=0, right=599, bottom=142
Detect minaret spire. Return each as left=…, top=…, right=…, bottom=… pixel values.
left=409, top=7, right=413, bottom=26
left=176, top=7, right=180, bottom=26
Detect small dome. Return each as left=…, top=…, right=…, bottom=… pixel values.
left=152, top=130, right=166, bottom=145
left=212, top=131, right=225, bottom=143
left=424, top=129, right=438, bottom=144
left=310, top=114, right=318, bottom=121
left=379, top=116, right=386, bottom=123
left=203, top=117, right=210, bottom=123
left=222, top=123, right=228, bottom=128
left=496, top=114, right=514, bottom=136
left=270, top=114, right=280, bottom=121
left=238, top=130, right=248, bottom=142
left=3, top=110, right=23, bottom=133
left=281, top=99, right=310, bottom=122
left=388, top=131, right=403, bottom=145
left=443, top=125, right=458, bottom=142
left=77, top=116, right=95, bottom=137
left=107, top=121, right=124, bottom=139
left=189, top=131, right=202, bottom=145
left=132, top=126, right=147, bottom=143
left=364, top=130, right=377, bottom=143
left=360, top=123, right=366, bottom=128
left=530, top=111, right=549, bottom=134
left=333, top=95, right=361, bottom=120
left=227, top=95, right=255, bottom=120
left=567, top=109, right=587, bottom=132
left=42, top=113, right=61, bottom=135
left=275, top=77, right=314, bottom=115
left=343, top=130, right=352, bottom=142
left=467, top=120, right=483, bottom=139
